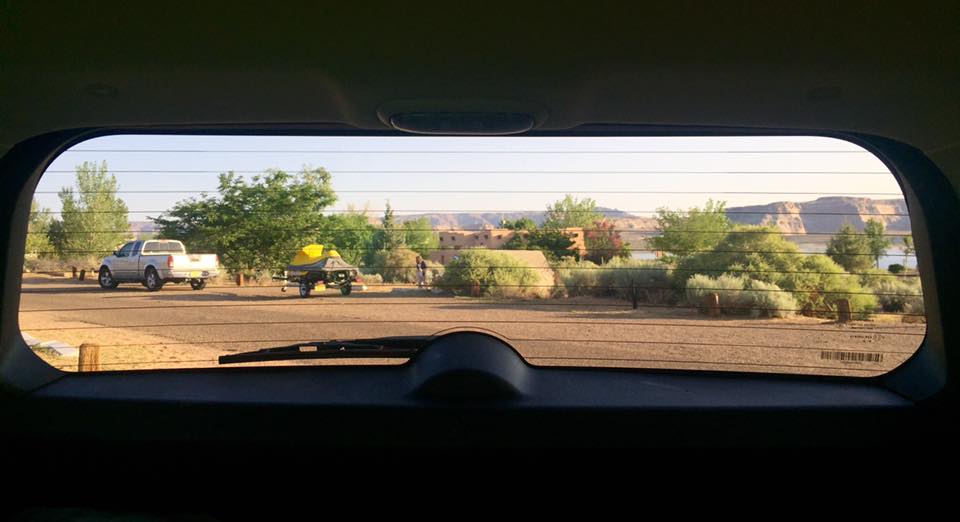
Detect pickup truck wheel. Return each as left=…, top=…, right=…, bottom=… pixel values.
left=98, top=267, right=119, bottom=289
left=190, top=279, right=207, bottom=290
left=299, top=280, right=312, bottom=298
left=144, top=268, right=164, bottom=291
left=340, top=285, right=352, bottom=296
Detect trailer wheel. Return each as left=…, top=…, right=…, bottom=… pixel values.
left=340, top=285, right=352, bottom=296
left=299, top=280, right=312, bottom=298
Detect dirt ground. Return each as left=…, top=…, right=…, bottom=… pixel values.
left=18, top=274, right=926, bottom=377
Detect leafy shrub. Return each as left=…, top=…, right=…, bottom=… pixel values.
left=887, top=263, right=905, bottom=274
left=365, top=248, right=420, bottom=283
left=858, top=267, right=895, bottom=288
left=553, top=258, right=601, bottom=297
left=23, top=256, right=100, bottom=273
left=781, top=255, right=877, bottom=318
left=425, top=259, right=444, bottom=283
left=868, top=276, right=924, bottom=314
left=685, top=275, right=797, bottom=318
left=685, top=274, right=745, bottom=312
left=437, top=249, right=543, bottom=298
left=741, top=279, right=798, bottom=318
left=360, top=273, right=384, bottom=285
left=675, top=225, right=802, bottom=288
left=596, top=257, right=672, bottom=302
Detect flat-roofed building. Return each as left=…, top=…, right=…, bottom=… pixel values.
left=430, top=227, right=586, bottom=264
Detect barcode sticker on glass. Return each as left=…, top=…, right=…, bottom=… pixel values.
left=820, top=351, right=883, bottom=363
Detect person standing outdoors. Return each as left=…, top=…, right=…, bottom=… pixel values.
left=415, top=255, right=427, bottom=288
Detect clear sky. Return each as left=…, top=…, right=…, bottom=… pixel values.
left=34, top=135, right=901, bottom=220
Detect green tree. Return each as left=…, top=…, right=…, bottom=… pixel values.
left=648, top=199, right=732, bottom=262
left=677, top=225, right=876, bottom=316
left=401, top=217, right=439, bottom=256
left=901, top=235, right=914, bottom=267
left=374, top=201, right=406, bottom=251
left=323, top=206, right=376, bottom=266
left=676, top=225, right=802, bottom=286
left=503, top=227, right=575, bottom=261
left=783, top=254, right=877, bottom=317
left=52, top=161, right=130, bottom=260
left=25, top=199, right=54, bottom=258
left=543, top=195, right=601, bottom=229
left=154, top=167, right=336, bottom=273
left=500, top=217, right=538, bottom=231
left=583, top=219, right=630, bottom=264
left=825, top=223, right=873, bottom=273
left=863, top=219, right=892, bottom=268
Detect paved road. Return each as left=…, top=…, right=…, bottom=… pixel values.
left=19, top=275, right=926, bottom=376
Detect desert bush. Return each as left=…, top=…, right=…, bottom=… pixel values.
left=684, top=275, right=797, bottom=318
left=887, top=263, right=905, bottom=274
left=904, top=298, right=926, bottom=318
left=425, top=259, right=444, bottom=283
left=553, top=258, right=601, bottom=297
left=360, top=273, right=384, bottom=285
left=438, top=249, right=542, bottom=298
left=365, top=248, right=420, bottom=283
left=858, top=267, right=895, bottom=288
left=782, top=255, right=877, bottom=318
left=675, top=225, right=802, bottom=288
left=685, top=274, right=745, bottom=312
left=23, top=256, right=100, bottom=273
left=868, top=276, right=924, bottom=314
left=741, top=279, right=798, bottom=318
left=597, top=257, right=672, bottom=302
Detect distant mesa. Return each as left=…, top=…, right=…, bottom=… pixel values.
left=725, top=196, right=909, bottom=235
left=392, top=197, right=910, bottom=236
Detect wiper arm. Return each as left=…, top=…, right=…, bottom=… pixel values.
left=218, top=336, right=427, bottom=365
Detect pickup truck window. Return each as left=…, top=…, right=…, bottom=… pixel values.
left=20, top=134, right=926, bottom=376
left=142, top=241, right=186, bottom=254
left=117, top=242, right=135, bottom=257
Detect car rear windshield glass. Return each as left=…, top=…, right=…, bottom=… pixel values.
left=141, top=241, right=185, bottom=254
left=20, top=135, right=926, bottom=376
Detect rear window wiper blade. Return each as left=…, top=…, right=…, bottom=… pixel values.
left=218, top=336, right=427, bottom=365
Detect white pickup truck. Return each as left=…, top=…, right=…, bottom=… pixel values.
left=98, top=239, right=220, bottom=291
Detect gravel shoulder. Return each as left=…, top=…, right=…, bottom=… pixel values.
left=19, top=274, right=926, bottom=376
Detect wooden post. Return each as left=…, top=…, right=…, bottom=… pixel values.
left=71, top=266, right=77, bottom=279
left=470, top=280, right=481, bottom=298
left=837, top=299, right=851, bottom=323
left=706, top=293, right=721, bottom=318
left=236, top=273, right=244, bottom=287
left=78, top=343, right=100, bottom=372
left=78, top=269, right=86, bottom=281
left=631, top=279, right=639, bottom=310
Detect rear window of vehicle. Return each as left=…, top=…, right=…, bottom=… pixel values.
left=19, top=135, right=926, bottom=376
left=142, top=241, right=186, bottom=254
